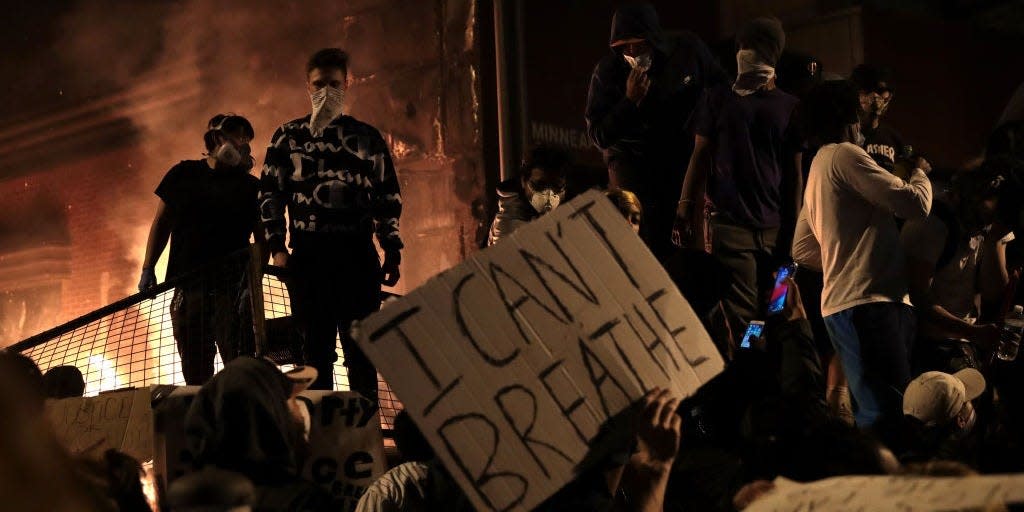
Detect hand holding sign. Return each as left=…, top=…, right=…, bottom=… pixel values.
left=635, top=388, right=682, bottom=472
left=357, top=191, right=724, bottom=511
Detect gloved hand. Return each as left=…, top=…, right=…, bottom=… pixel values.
left=381, top=250, right=401, bottom=287
left=138, top=266, right=157, bottom=292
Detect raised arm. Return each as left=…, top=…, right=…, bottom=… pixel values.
left=585, top=61, right=648, bottom=150
left=836, top=144, right=932, bottom=220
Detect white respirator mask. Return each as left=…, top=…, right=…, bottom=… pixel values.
left=530, top=189, right=562, bottom=213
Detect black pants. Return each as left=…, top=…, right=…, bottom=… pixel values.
left=608, top=157, right=684, bottom=263
left=171, top=272, right=255, bottom=385
left=288, top=241, right=381, bottom=399
left=710, top=216, right=779, bottom=334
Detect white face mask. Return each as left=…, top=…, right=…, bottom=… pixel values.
left=530, top=189, right=562, bottom=214
left=623, top=52, right=652, bottom=72
left=310, top=85, right=345, bottom=137
left=212, top=142, right=253, bottom=171
left=733, top=49, right=775, bottom=96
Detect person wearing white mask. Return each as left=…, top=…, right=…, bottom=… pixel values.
left=139, top=113, right=262, bottom=385
left=585, top=2, right=726, bottom=262
left=488, top=146, right=569, bottom=246
left=259, top=48, right=403, bottom=397
left=675, top=17, right=803, bottom=340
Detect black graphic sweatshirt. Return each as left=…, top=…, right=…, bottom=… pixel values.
left=259, top=114, right=403, bottom=254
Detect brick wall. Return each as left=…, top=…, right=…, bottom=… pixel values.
left=0, top=0, right=485, bottom=346
left=0, top=146, right=142, bottom=343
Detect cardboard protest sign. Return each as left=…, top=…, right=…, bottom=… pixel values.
left=46, top=387, right=153, bottom=463
left=357, top=190, right=725, bottom=511
left=748, top=475, right=1024, bottom=511
left=299, top=391, right=387, bottom=507
left=153, top=387, right=385, bottom=510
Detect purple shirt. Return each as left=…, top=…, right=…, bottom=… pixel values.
left=690, top=84, right=801, bottom=228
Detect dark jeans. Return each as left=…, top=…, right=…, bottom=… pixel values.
left=795, top=269, right=833, bottom=362
left=171, top=272, right=255, bottom=385
left=288, top=241, right=381, bottom=400
left=824, top=302, right=916, bottom=427
left=608, top=157, right=684, bottom=263
left=710, top=216, right=779, bottom=335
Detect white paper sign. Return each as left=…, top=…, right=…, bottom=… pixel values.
left=357, top=191, right=725, bottom=511
left=749, top=475, right=1024, bottom=512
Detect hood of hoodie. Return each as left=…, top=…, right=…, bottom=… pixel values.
left=608, top=3, right=667, bottom=53
left=495, top=178, right=537, bottom=220
left=185, top=357, right=301, bottom=485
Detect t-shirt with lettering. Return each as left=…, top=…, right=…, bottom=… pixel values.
left=901, top=210, right=1016, bottom=322
left=155, top=159, right=259, bottom=279
left=689, top=84, right=801, bottom=229
left=900, top=211, right=982, bottom=320
left=862, top=123, right=905, bottom=173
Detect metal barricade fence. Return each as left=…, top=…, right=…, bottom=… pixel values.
left=10, top=247, right=403, bottom=432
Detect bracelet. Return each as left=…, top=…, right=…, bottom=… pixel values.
left=678, top=199, right=693, bottom=205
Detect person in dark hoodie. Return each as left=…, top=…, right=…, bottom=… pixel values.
left=185, top=357, right=331, bottom=511
left=585, top=2, right=725, bottom=261
left=676, top=17, right=803, bottom=336
left=488, top=145, right=569, bottom=246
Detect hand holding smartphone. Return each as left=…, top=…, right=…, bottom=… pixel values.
left=740, top=320, right=765, bottom=349
left=768, top=263, right=798, bottom=315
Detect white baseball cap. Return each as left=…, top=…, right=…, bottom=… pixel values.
left=284, top=365, right=318, bottom=394
left=903, top=368, right=986, bottom=426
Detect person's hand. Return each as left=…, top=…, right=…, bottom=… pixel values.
left=974, top=323, right=1009, bottom=353
left=914, top=156, right=932, bottom=175
left=781, top=276, right=806, bottom=322
left=272, top=251, right=289, bottom=268
left=671, top=202, right=691, bottom=247
left=633, top=387, right=682, bottom=474
left=626, top=67, right=650, bottom=105
left=382, top=249, right=401, bottom=287
left=672, top=199, right=701, bottom=248
left=138, top=267, right=157, bottom=292
left=732, top=480, right=776, bottom=510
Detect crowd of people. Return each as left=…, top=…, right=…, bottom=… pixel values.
left=5, top=1, right=1024, bottom=510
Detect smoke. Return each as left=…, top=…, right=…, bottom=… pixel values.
left=56, top=0, right=451, bottom=296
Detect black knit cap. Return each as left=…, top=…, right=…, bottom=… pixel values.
left=850, top=64, right=893, bottom=93
left=736, top=17, right=786, bottom=66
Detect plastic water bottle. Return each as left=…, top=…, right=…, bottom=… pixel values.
left=998, top=305, right=1024, bottom=362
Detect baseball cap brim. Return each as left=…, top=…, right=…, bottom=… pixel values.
left=284, top=366, right=318, bottom=393
left=953, top=368, right=986, bottom=401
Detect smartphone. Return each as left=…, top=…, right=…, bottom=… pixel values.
left=740, top=320, right=765, bottom=349
left=768, top=263, right=798, bottom=315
